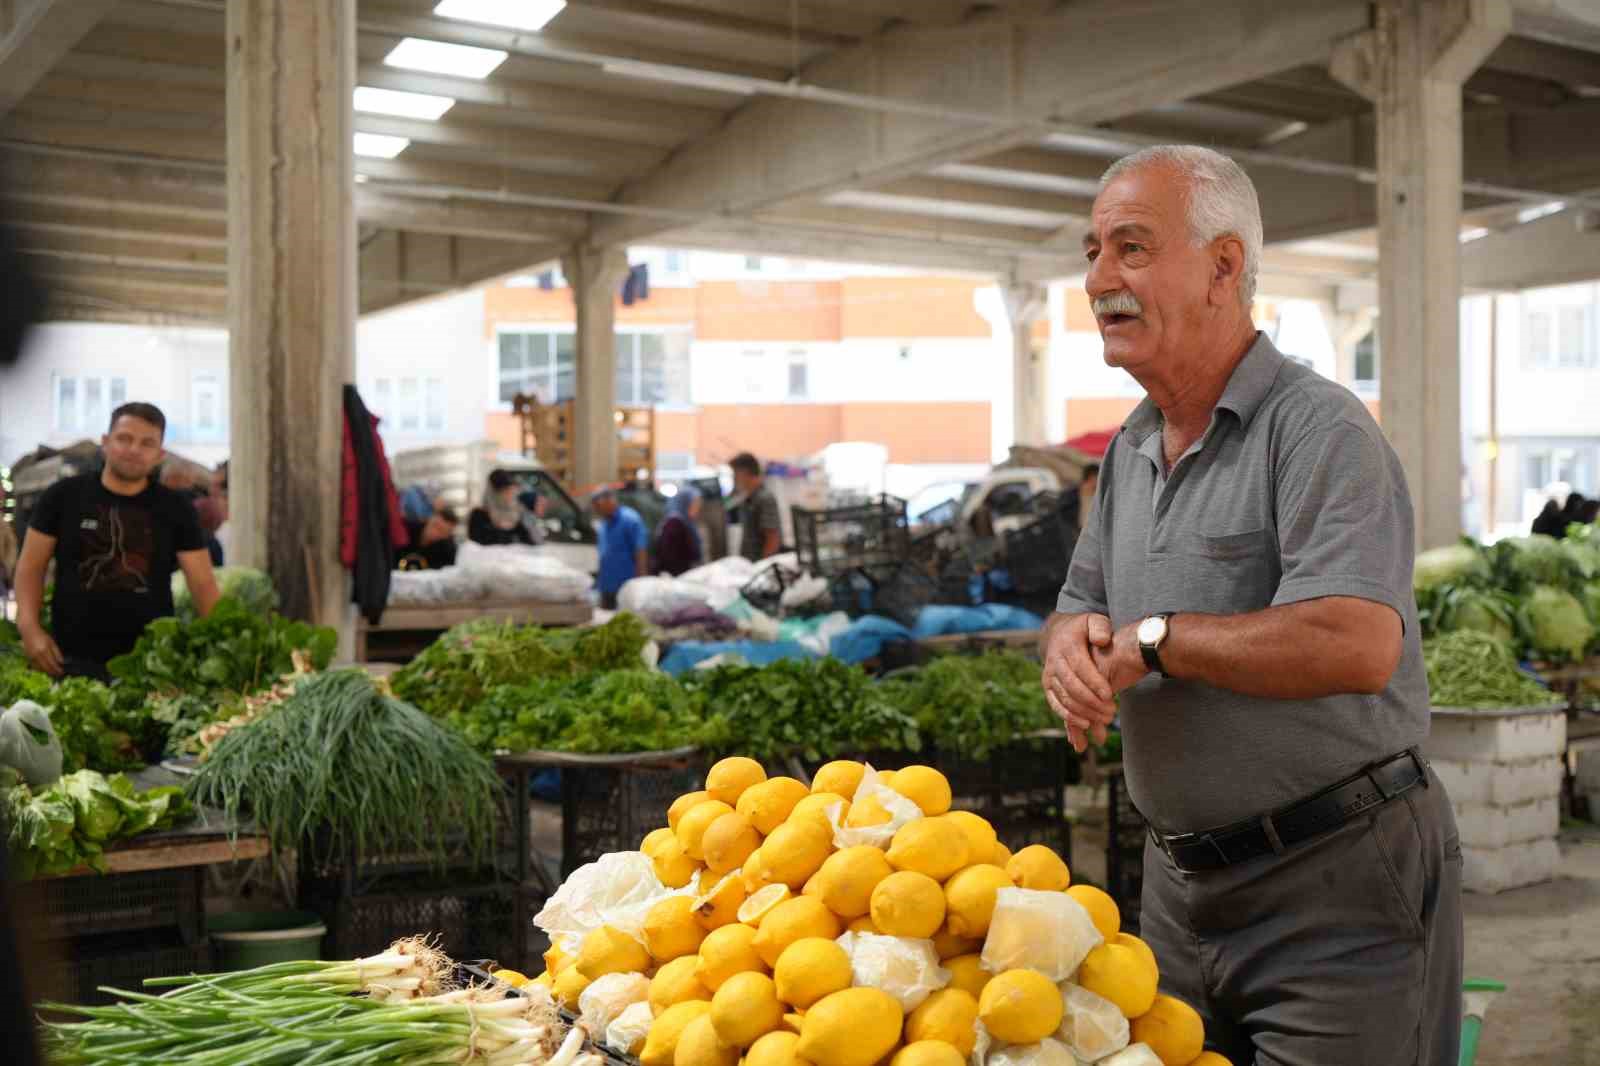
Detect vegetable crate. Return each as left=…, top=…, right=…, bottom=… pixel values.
left=305, top=880, right=524, bottom=973
left=793, top=495, right=912, bottom=577
left=37, top=929, right=211, bottom=1008
left=824, top=562, right=938, bottom=627
left=557, top=759, right=704, bottom=878
left=28, top=866, right=205, bottom=946
left=1104, top=769, right=1146, bottom=935
left=1002, top=509, right=1079, bottom=595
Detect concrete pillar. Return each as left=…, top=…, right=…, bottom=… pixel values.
left=1332, top=0, right=1509, bottom=550
left=226, top=0, right=356, bottom=634
left=1004, top=281, right=1049, bottom=448
left=562, top=246, right=629, bottom=490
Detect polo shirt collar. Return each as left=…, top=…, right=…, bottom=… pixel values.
left=1119, top=331, right=1285, bottom=440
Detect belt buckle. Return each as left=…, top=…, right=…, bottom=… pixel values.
left=1406, top=748, right=1429, bottom=786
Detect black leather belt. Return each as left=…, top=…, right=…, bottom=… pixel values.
left=1148, top=749, right=1429, bottom=873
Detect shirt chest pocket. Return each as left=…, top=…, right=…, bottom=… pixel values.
left=1149, top=526, right=1278, bottom=615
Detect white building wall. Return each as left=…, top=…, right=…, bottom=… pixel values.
left=355, top=287, right=488, bottom=454
left=689, top=338, right=993, bottom=406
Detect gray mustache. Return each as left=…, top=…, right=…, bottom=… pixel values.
left=1092, top=291, right=1143, bottom=317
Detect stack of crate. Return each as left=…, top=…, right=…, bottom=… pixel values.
left=513, top=394, right=657, bottom=490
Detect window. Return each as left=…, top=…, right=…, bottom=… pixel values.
left=787, top=351, right=808, bottom=399
left=1354, top=329, right=1378, bottom=392
left=370, top=375, right=448, bottom=433
left=744, top=255, right=763, bottom=272
left=664, top=250, right=683, bottom=274
left=743, top=350, right=765, bottom=398
left=498, top=330, right=575, bottom=405
left=1525, top=301, right=1597, bottom=369
left=53, top=375, right=129, bottom=434
left=191, top=373, right=223, bottom=441
left=615, top=331, right=689, bottom=406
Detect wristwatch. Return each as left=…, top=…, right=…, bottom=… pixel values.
left=1137, top=613, right=1174, bottom=678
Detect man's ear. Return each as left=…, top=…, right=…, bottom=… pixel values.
left=1209, top=235, right=1246, bottom=308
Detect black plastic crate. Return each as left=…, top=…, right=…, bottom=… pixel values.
left=1003, top=510, right=1078, bottom=595
left=793, top=495, right=911, bottom=577
left=36, top=929, right=211, bottom=1007
left=741, top=561, right=806, bottom=616
left=872, top=564, right=937, bottom=627
left=27, top=866, right=205, bottom=945
left=305, top=879, right=519, bottom=968
left=560, top=759, right=703, bottom=878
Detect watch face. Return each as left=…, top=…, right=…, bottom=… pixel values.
left=1138, top=616, right=1167, bottom=645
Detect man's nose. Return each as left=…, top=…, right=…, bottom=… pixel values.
left=1085, top=252, right=1117, bottom=301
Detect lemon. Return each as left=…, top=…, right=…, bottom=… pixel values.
left=890, top=766, right=952, bottom=816
left=811, top=760, right=867, bottom=799
left=543, top=941, right=571, bottom=975
left=869, top=870, right=946, bottom=939
left=641, top=1000, right=714, bottom=1065
left=673, top=1012, right=738, bottom=1066
left=801, top=871, right=822, bottom=897
left=738, top=883, right=792, bottom=926
left=1189, top=1054, right=1234, bottom=1066
left=791, top=791, right=850, bottom=835
left=1066, top=884, right=1120, bottom=942
left=651, top=833, right=701, bottom=889
left=781, top=1011, right=805, bottom=1035
left=678, top=800, right=737, bottom=861
left=796, top=987, right=904, bottom=1066
left=693, top=873, right=748, bottom=931
left=876, top=770, right=900, bottom=791
left=886, top=818, right=970, bottom=881
left=943, top=864, right=1013, bottom=939
left=844, top=794, right=892, bottom=829
left=891, top=1042, right=965, bottom=1066
left=646, top=896, right=709, bottom=963
left=1115, top=932, right=1159, bottom=982
left=710, top=970, right=784, bottom=1047
left=696, top=922, right=767, bottom=991
left=1130, top=995, right=1204, bottom=1063
left=738, top=777, right=811, bottom=834
left=650, top=955, right=711, bottom=1014
left=905, top=988, right=979, bottom=1055
left=1078, top=943, right=1157, bottom=1019
left=1006, top=844, right=1071, bottom=892
left=745, top=1030, right=806, bottom=1066
left=813, top=845, right=894, bottom=919
left=533, top=971, right=554, bottom=990
left=670, top=791, right=711, bottom=831
left=846, top=914, right=879, bottom=934
left=942, top=812, right=998, bottom=865
left=990, top=842, right=1014, bottom=868
left=577, top=925, right=652, bottom=980
left=930, top=928, right=981, bottom=961
left=643, top=827, right=678, bottom=855
left=773, top=937, right=852, bottom=1009
left=702, top=812, right=762, bottom=875
left=741, top=849, right=772, bottom=893
left=753, top=896, right=841, bottom=968
left=943, top=954, right=992, bottom=999
left=759, top=820, right=833, bottom=890
left=554, top=966, right=592, bottom=1009
left=707, top=757, right=767, bottom=806
left=977, top=969, right=1063, bottom=1045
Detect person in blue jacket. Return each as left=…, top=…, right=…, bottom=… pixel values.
left=591, top=487, right=647, bottom=610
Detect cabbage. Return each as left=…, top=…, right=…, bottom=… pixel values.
left=1414, top=543, right=1489, bottom=593
left=1492, top=535, right=1582, bottom=593
left=1446, top=590, right=1517, bottom=645
left=1583, top=583, right=1600, bottom=629
left=173, top=566, right=277, bottom=620
left=60, top=770, right=125, bottom=843
left=1520, top=585, right=1595, bottom=664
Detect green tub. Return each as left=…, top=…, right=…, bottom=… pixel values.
left=208, top=911, right=327, bottom=971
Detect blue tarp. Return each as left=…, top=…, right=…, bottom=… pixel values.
left=829, top=615, right=913, bottom=664
left=658, top=639, right=817, bottom=675
left=910, top=604, right=1044, bottom=640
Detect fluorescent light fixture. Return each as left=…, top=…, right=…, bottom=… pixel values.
left=354, top=174, right=370, bottom=184
left=384, top=37, right=508, bottom=80
left=434, top=0, right=566, bottom=32
left=1516, top=201, right=1565, bottom=224
left=354, top=133, right=411, bottom=159
left=1459, top=226, right=1490, bottom=243
left=354, top=86, right=455, bottom=120
left=601, top=58, right=757, bottom=96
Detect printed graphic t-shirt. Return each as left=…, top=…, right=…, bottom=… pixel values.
left=30, top=473, right=205, bottom=664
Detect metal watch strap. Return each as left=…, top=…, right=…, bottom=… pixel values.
left=1140, top=613, right=1173, bottom=677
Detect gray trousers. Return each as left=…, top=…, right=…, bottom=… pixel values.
left=1139, top=766, right=1464, bottom=1066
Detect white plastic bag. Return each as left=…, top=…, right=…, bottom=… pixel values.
left=831, top=765, right=924, bottom=850
left=533, top=852, right=679, bottom=949
left=835, top=931, right=949, bottom=1013
left=1056, top=983, right=1129, bottom=1062
left=981, top=888, right=1103, bottom=982
left=579, top=972, right=650, bottom=1035
left=971, top=1022, right=992, bottom=1066
left=616, top=576, right=713, bottom=623
left=1096, top=1044, right=1163, bottom=1066
left=604, top=1000, right=654, bottom=1056
left=455, top=541, right=592, bottom=602
left=984, top=1038, right=1082, bottom=1066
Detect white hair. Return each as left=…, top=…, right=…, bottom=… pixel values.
left=1101, top=145, right=1263, bottom=308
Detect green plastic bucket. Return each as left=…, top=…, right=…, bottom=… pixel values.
left=208, top=911, right=326, bottom=971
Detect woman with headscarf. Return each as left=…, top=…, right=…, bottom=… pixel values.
left=468, top=470, right=537, bottom=546
left=654, top=485, right=704, bottom=576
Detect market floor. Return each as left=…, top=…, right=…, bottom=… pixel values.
left=1464, top=824, right=1600, bottom=1066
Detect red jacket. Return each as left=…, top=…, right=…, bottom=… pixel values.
left=340, top=411, right=407, bottom=569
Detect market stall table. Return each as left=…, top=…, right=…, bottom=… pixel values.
left=356, top=598, right=593, bottom=662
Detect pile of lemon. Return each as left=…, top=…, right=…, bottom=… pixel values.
left=532, top=757, right=1229, bottom=1066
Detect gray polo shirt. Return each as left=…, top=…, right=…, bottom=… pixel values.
left=1057, top=333, right=1428, bottom=834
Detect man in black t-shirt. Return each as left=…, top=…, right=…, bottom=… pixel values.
left=14, top=402, right=221, bottom=679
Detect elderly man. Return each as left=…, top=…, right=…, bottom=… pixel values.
left=1043, top=146, right=1461, bottom=1065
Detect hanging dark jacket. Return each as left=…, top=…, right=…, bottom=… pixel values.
left=340, top=386, right=405, bottom=623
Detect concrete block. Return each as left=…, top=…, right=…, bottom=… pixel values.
left=1462, top=838, right=1561, bottom=894
left=1431, top=757, right=1564, bottom=808
left=1423, top=710, right=1566, bottom=765
left=1453, top=798, right=1560, bottom=849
